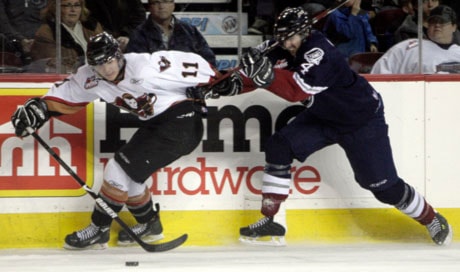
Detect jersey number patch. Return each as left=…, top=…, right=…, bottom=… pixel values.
left=182, top=62, right=199, bottom=78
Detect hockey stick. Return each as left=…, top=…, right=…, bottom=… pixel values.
left=203, top=0, right=351, bottom=93
left=25, top=127, right=187, bottom=252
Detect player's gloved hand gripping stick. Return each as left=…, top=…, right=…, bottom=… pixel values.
left=25, top=126, right=187, bottom=253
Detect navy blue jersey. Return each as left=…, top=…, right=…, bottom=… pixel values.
left=259, top=31, right=381, bottom=132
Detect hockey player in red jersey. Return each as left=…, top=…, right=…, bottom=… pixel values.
left=11, top=32, right=241, bottom=250
left=209, top=7, right=453, bottom=246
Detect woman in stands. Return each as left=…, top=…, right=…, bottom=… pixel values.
left=29, top=0, right=103, bottom=73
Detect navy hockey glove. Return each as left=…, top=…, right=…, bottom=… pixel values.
left=11, top=98, right=50, bottom=137
left=206, top=71, right=242, bottom=99
left=240, top=47, right=274, bottom=88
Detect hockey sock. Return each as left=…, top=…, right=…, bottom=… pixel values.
left=91, top=192, right=124, bottom=226
left=126, top=189, right=157, bottom=224
left=261, top=193, right=287, bottom=216
left=261, top=163, right=291, bottom=217
left=91, top=181, right=127, bottom=226
left=395, top=184, right=435, bottom=225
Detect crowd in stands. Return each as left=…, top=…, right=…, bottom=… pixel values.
left=0, top=0, right=45, bottom=68
left=1, top=0, right=460, bottom=74
left=372, top=4, right=460, bottom=73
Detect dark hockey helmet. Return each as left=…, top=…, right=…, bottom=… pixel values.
left=273, top=7, right=312, bottom=43
left=87, top=32, right=123, bottom=66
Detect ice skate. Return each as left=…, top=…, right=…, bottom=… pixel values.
left=426, top=212, right=453, bottom=246
left=64, top=223, right=110, bottom=250
left=239, top=216, right=286, bottom=246
left=117, top=216, right=164, bottom=246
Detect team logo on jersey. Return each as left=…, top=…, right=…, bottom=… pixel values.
left=159, top=56, right=171, bottom=72
left=299, top=48, right=324, bottom=74
left=113, top=93, right=157, bottom=117
left=304, top=48, right=324, bottom=65
left=84, top=75, right=100, bottom=89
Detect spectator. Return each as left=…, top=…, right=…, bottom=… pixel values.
left=394, top=0, right=441, bottom=43
left=371, top=5, right=460, bottom=74
left=400, top=0, right=416, bottom=14
left=126, top=0, right=216, bottom=67
left=29, top=0, right=103, bottom=73
left=86, top=0, right=146, bottom=52
left=0, top=0, right=47, bottom=64
left=323, top=0, right=379, bottom=59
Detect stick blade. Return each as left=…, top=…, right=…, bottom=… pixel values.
left=141, top=234, right=188, bottom=253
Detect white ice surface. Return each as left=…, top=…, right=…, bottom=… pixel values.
left=0, top=242, right=459, bottom=272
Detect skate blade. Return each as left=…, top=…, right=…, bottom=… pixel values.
left=437, top=225, right=453, bottom=246
left=239, top=235, right=286, bottom=247
left=63, top=242, right=108, bottom=250
left=117, top=233, right=164, bottom=247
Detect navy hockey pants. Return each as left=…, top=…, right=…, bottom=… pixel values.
left=265, top=108, right=401, bottom=193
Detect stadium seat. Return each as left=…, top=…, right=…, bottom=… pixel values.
left=348, top=52, right=384, bottom=74
left=371, top=8, right=406, bottom=52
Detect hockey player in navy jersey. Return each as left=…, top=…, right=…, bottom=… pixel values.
left=210, top=7, right=452, bottom=246
left=10, top=32, right=241, bottom=250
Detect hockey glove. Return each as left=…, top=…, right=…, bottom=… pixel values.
left=206, top=71, right=243, bottom=99
left=11, top=98, right=50, bottom=137
left=186, top=86, right=209, bottom=116
left=240, top=47, right=274, bottom=88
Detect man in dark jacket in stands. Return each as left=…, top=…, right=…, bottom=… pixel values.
left=126, top=0, right=216, bottom=67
